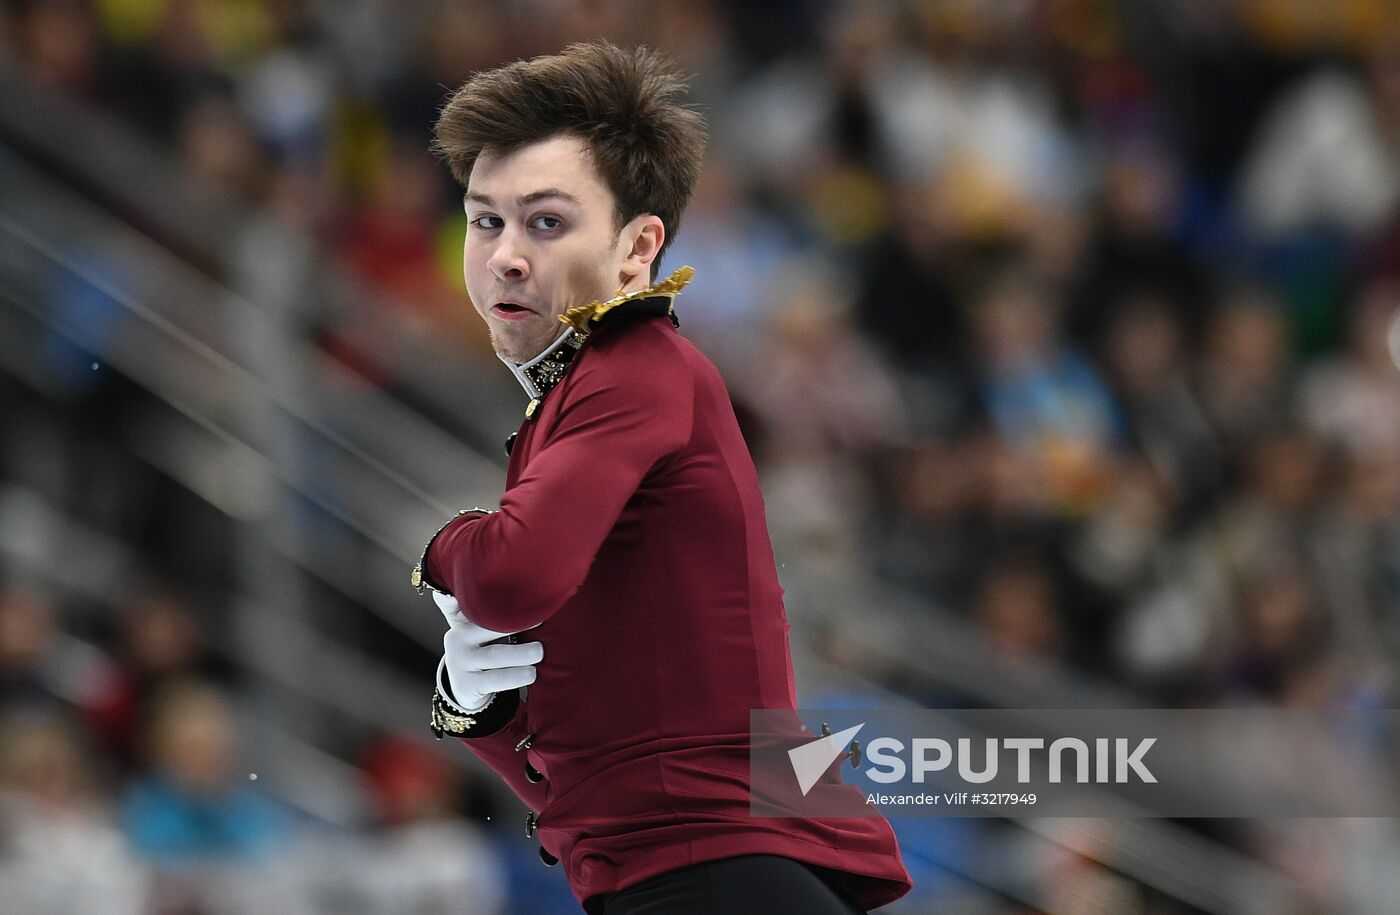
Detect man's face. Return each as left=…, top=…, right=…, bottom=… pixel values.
left=463, top=135, right=629, bottom=363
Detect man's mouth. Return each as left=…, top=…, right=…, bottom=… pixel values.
left=491, top=301, right=537, bottom=321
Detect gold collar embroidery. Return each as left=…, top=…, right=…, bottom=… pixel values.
left=502, top=266, right=695, bottom=419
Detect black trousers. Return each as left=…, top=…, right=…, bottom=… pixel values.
left=598, top=854, right=867, bottom=915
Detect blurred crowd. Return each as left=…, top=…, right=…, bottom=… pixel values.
left=2, top=0, right=1400, bottom=912
left=0, top=582, right=517, bottom=913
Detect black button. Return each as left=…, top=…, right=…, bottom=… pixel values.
left=504, top=432, right=517, bottom=456
left=525, top=761, right=544, bottom=783
left=525, top=811, right=536, bottom=838
left=539, top=846, right=559, bottom=867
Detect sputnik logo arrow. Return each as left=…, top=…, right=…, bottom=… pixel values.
left=788, top=723, right=864, bottom=796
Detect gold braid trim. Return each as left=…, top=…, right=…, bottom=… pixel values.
left=559, top=265, right=695, bottom=335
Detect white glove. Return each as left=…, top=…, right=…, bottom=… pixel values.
left=433, top=590, right=544, bottom=714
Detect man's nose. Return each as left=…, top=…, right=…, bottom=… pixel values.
left=488, top=231, right=529, bottom=281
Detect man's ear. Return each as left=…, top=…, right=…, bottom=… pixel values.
left=618, top=215, right=665, bottom=288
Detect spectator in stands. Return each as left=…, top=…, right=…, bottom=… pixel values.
left=14, top=0, right=103, bottom=100
left=0, top=585, right=62, bottom=711
left=972, top=267, right=1126, bottom=519
left=1197, top=284, right=1296, bottom=458
left=1099, top=293, right=1221, bottom=518
left=747, top=263, right=907, bottom=581
left=84, top=587, right=210, bottom=771
left=120, top=681, right=288, bottom=863
left=0, top=710, right=148, bottom=914
left=1300, top=276, right=1400, bottom=460
left=972, top=555, right=1065, bottom=667
left=1219, top=561, right=1341, bottom=706
left=353, top=735, right=508, bottom=915
left=1236, top=28, right=1400, bottom=243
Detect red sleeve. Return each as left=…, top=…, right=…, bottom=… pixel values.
left=426, top=341, right=693, bottom=632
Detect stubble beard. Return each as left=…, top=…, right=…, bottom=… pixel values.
left=490, top=319, right=561, bottom=365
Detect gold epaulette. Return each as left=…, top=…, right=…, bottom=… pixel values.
left=559, top=265, right=694, bottom=335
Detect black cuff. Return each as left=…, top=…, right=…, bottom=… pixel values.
left=411, top=509, right=491, bottom=596
left=431, top=687, right=521, bottom=740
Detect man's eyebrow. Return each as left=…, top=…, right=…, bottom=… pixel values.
left=518, top=188, right=581, bottom=206
left=464, top=188, right=581, bottom=207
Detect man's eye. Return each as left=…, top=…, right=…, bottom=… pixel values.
left=470, top=215, right=503, bottom=230
left=531, top=215, right=562, bottom=231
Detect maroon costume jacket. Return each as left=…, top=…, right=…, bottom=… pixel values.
left=425, top=303, right=911, bottom=913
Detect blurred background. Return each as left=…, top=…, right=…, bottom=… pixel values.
left=0, top=0, right=1398, bottom=912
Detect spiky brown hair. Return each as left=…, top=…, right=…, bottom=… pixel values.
left=433, top=41, right=707, bottom=279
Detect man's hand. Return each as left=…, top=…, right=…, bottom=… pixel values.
left=433, top=591, right=544, bottom=713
